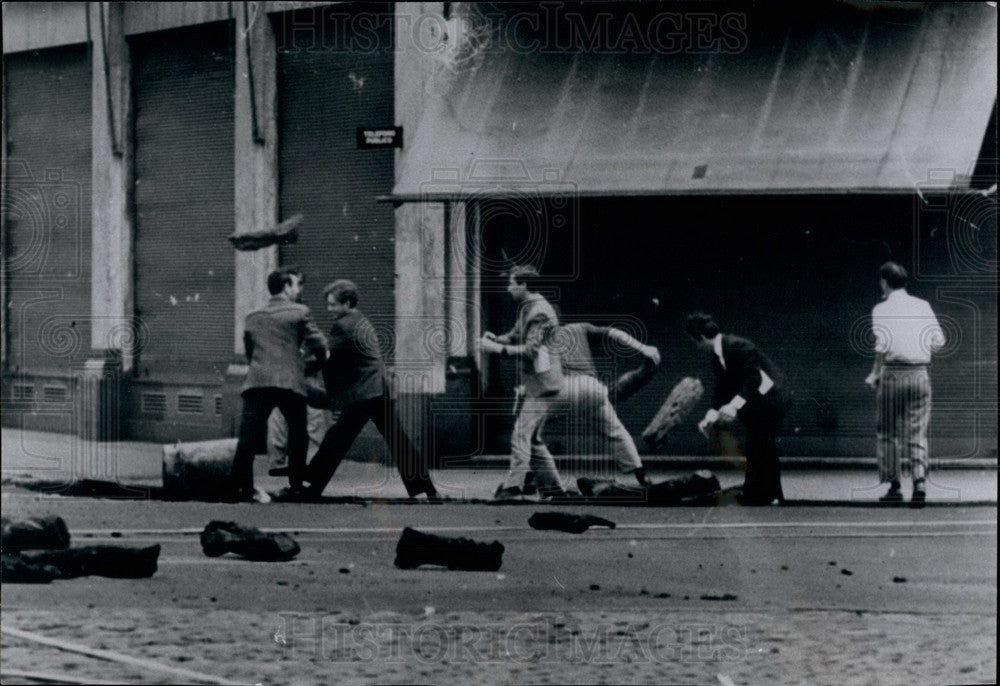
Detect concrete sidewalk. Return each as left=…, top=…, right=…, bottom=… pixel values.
left=2, top=428, right=996, bottom=504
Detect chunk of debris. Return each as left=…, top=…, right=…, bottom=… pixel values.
left=528, top=512, right=616, bottom=534
left=18, top=545, right=160, bottom=579
left=700, top=593, right=738, bottom=601
left=1, top=553, right=61, bottom=584
left=394, top=527, right=503, bottom=571
left=228, top=214, right=303, bottom=251
left=2, top=516, right=70, bottom=552
left=200, top=521, right=300, bottom=562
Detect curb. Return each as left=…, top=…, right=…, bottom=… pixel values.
left=441, top=456, right=999, bottom=471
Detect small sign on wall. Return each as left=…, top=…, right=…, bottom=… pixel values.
left=357, top=126, right=403, bottom=149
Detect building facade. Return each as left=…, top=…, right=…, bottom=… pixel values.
left=2, top=2, right=997, bottom=462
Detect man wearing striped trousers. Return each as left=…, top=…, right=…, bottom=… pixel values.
left=865, top=262, right=946, bottom=506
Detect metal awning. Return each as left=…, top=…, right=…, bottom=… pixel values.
left=390, top=2, right=997, bottom=201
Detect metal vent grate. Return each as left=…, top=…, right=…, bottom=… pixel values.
left=13, top=384, right=35, bottom=401
left=177, top=394, right=204, bottom=414
left=43, top=386, right=68, bottom=403
left=214, top=395, right=223, bottom=416
left=141, top=392, right=167, bottom=416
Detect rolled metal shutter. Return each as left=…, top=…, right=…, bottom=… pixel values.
left=274, top=4, right=396, bottom=334
left=4, top=44, right=92, bottom=378
left=131, top=22, right=235, bottom=381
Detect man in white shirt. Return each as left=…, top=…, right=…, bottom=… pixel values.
left=865, top=261, right=946, bottom=506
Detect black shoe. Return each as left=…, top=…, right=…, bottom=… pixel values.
left=910, top=489, right=926, bottom=508
left=879, top=488, right=904, bottom=503
left=493, top=485, right=523, bottom=500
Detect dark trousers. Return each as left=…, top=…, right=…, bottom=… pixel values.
left=740, top=402, right=787, bottom=504
left=305, top=390, right=434, bottom=497
left=231, top=388, right=307, bottom=493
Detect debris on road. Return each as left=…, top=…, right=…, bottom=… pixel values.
left=841, top=569, right=854, bottom=576
left=2, top=516, right=159, bottom=581
left=200, top=521, right=300, bottom=561
left=528, top=512, right=616, bottom=533
left=645, top=470, right=722, bottom=505
left=163, top=440, right=238, bottom=501
left=577, top=470, right=722, bottom=506
left=2, top=516, right=70, bottom=551
left=21, top=545, right=161, bottom=579
left=893, top=576, right=907, bottom=583
left=393, top=527, right=503, bottom=571
left=1, top=554, right=61, bottom=584
left=700, top=593, right=738, bottom=601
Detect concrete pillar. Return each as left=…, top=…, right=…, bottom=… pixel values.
left=224, top=1, right=279, bottom=436
left=83, top=1, right=132, bottom=440
left=394, top=201, right=446, bottom=393
left=465, top=200, right=484, bottom=393
left=446, top=201, right=469, bottom=357
left=233, top=0, right=278, bottom=351
left=1, top=44, right=8, bottom=372
left=394, top=1, right=448, bottom=396
left=392, top=3, right=487, bottom=459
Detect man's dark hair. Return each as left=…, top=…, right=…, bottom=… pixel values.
left=267, top=266, right=302, bottom=295
left=685, top=312, right=720, bottom=340
left=324, top=279, right=359, bottom=308
left=507, top=264, right=541, bottom=291
left=879, top=261, right=908, bottom=290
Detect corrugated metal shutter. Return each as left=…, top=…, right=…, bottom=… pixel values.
left=131, top=22, right=235, bottom=381
left=483, top=195, right=997, bottom=458
left=274, top=3, right=396, bottom=335
left=4, top=44, right=92, bottom=375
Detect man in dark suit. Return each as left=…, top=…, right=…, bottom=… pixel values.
left=231, top=267, right=327, bottom=502
left=303, top=280, right=438, bottom=500
left=686, top=313, right=791, bottom=505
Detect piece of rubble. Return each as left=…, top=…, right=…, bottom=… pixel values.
left=1, top=516, right=70, bottom=551
left=528, top=512, right=616, bottom=534
left=646, top=471, right=722, bottom=505
left=228, top=214, right=303, bottom=251
left=200, top=521, right=300, bottom=562
left=20, top=545, right=160, bottom=579
left=393, top=527, right=503, bottom=571
left=1, top=553, right=61, bottom=584
left=578, top=470, right=721, bottom=506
